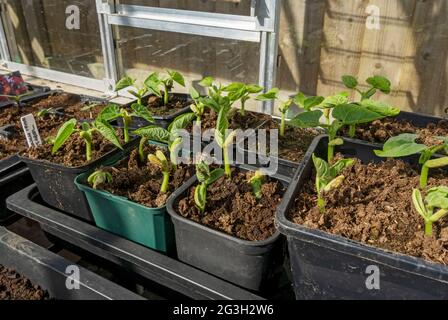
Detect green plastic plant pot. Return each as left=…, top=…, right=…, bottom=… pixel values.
left=75, top=173, right=174, bottom=253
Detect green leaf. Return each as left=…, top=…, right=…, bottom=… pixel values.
left=95, top=120, right=123, bottom=150
left=131, top=103, right=154, bottom=123
left=320, top=92, right=349, bottom=108
left=330, top=158, right=355, bottom=176
left=246, top=84, right=263, bottom=94
left=312, top=154, right=330, bottom=180
left=132, top=126, right=171, bottom=143
left=196, top=162, right=210, bottom=183
left=360, top=99, right=400, bottom=117
left=115, top=76, right=134, bottom=91
left=293, top=92, right=306, bottom=108
left=51, top=119, right=77, bottom=154
left=256, top=88, right=279, bottom=101
left=168, top=113, right=196, bottom=133
left=216, top=106, right=229, bottom=136
left=81, top=121, right=90, bottom=132
left=189, top=86, right=200, bottom=100
left=333, top=103, right=384, bottom=125
left=98, top=104, right=121, bottom=121
left=194, top=184, right=207, bottom=212
left=342, top=75, right=358, bottom=89
left=289, top=110, right=323, bottom=128
left=426, top=186, right=448, bottom=210
left=366, top=76, right=391, bottom=94
left=374, top=133, right=427, bottom=158
left=167, top=70, right=185, bottom=87
left=228, top=87, right=246, bottom=102
left=304, top=96, right=325, bottom=111
left=222, top=82, right=245, bottom=92
left=363, top=88, right=377, bottom=99
left=206, top=168, right=225, bottom=185
left=199, top=76, right=214, bottom=88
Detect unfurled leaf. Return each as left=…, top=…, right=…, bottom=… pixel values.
left=304, top=96, right=325, bottom=111
left=189, top=86, right=200, bottom=100
left=320, top=92, right=349, bottom=108
left=95, top=120, right=123, bottom=150
left=115, top=76, right=134, bottom=91
left=167, top=70, right=185, bottom=87
left=366, top=75, right=391, bottom=94
left=98, top=104, right=121, bottom=121
left=222, top=82, right=245, bottom=92
left=374, top=133, right=427, bottom=158
left=333, top=103, right=384, bottom=125
left=289, top=110, right=323, bottom=128
left=256, top=88, right=279, bottom=101
left=206, top=168, right=225, bottom=185
left=246, top=84, right=263, bottom=94
left=199, top=76, right=214, bottom=88
left=133, top=126, right=170, bottom=143
left=131, top=103, right=154, bottom=123
left=168, top=113, right=196, bottom=133
left=293, top=92, right=306, bottom=108
left=426, top=186, right=448, bottom=210
left=360, top=99, right=400, bottom=117
left=342, top=75, right=358, bottom=89
left=52, top=119, right=77, bottom=154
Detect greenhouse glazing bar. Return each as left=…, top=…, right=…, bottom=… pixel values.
left=96, top=0, right=281, bottom=114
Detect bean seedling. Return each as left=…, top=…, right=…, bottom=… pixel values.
left=222, top=82, right=263, bottom=116
left=51, top=118, right=122, bottom=162
left=148, top=150, right=172, bottom=194
left=312, top=154, right=354, bottom=212
left=87, top=170, right=113, bottom=189
left=412, top=187, right=448, bottom=236
left=98, top=103, right=154, bottom=143
left=215, top=106, right=238, bottom=178
left=374, top=133, right=448, bottom=188
left=194, top=161, right=225, bottom=214
left=342, top=75, right=391, bottom=101
left=248, top=170, right=265, bottom=200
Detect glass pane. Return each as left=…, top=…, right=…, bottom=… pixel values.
left=2, top=0, right=104, bottom=79
left=116, top=0, right=253, bottom=15
left=115, top=25, right=260, bottom=91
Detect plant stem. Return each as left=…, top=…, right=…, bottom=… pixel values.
left=139, top=137, right=148, bottom=162
left=86, top=140, right=92, bottom=162
left=123, top=121, right=130, bottom=144
left=425, top=220, right=433, bottom=236
left=348, top=125, right=356, bottom=138
left=223, top=146, right=231, bottom=178
left=328, top=145, right=334, bottom=164
left=161, top=171, right=170, bottom=193
left=280, top=111, right=286, bottom=137
left=163, top=85, right=169, bottom=106
left=317, top=195, right=326, bottom=213
left=240, top=100, right=246, bottom=116
left=420, top=164, right=429, bottom=188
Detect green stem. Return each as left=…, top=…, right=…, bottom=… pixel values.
left=328, top=145, right=334, bottom=164
left=425, top=220, right=433, bottom=236
left=280, top=112, right=286, bottom=137
left=86, top=140, right=92, bottom=162
left=223, top=146, right=231, bottom=178
left=348, top=124, right=356, bottom=138
left=139, top=137, right=148, bottom=162
left=420, top=164, right=429, bottom=188
left=161, top=171, right=170, bottom=193
left=123, top=121, right=130, bottom=143
left=240, top=100, right=246, bottom=116
left=163, top=85, right=169, bottom=106
left=317, top=195, right=326, bottom=213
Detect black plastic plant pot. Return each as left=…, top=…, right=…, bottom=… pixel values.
left=0, top=227, right=142, bottom=300
left=167, top=164, right=289, bottom=291
left=276, top=135, right=448, bottom=299
left=19, top=142, right=133, bottom=223
left=0, top=166, right=34, bottom=223
left=117, top=93, right=192, bottom=129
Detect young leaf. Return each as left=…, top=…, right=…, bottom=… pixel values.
left=360, top=99, right=400, bottom=117
left=95, top=120, right=123, bottom=150
left=366, top=76, right=391, bottom=94
left=426, top=186, right=448, bottom=210
left=312, top=154, right=330, bottom=184
left=168, top=70, right=185, bottom=87
left=332, top=103, right=384, bottom=125
left=131, top=103, right=154, bottom=123
left=320, top=92, right=349, bottom=108
left=189, top=86, right=200, bottom=100
left=168, top=113, right=196, bottom=132
left=115, top=76, right=134, bottom=91
left=246, top=84, right=263, bottom=94
left=205, top=168, right=225, bottom=185
left=289, top=110, right=323, bottom=128
left=256, top=88, right=279, bottom=101
left=133, top=126, right=171, bottom=143
left=293, top=92, right=306, bottom=108
left=304, top=96, right=325, bottom=111
left=196, top=162, right=210, bottom=183
left=342, top=75, right=358, bottom=89
left=194, top=183, right=207, bottom=212
left=374, top=133, right=427, bottom=158
left=51, top=119, right=77, bottom=154
left=98, top=104, right=121, bottom=121
left=222, top=82, right=245, bottom=92
left=199, top=76, right=214, bottom=88
left=330, top=158, right=355, bottom=176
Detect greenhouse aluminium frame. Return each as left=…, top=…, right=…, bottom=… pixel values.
left=0, top=0, right=281, bottom=114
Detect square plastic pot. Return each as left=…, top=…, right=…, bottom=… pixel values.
left=116, top=93, right=191, bottom=129
left=276, top=134, right=448, bottom=299
left=74, top=158, right=174, bottom=253
left=166, top=164, right=290, bottom=291
left=19, top=140, right=137, bottom=223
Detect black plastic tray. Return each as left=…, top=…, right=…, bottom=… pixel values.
left=0, top=226, right=143, bottom=300
left=276, top=135, right=448, bottom=300
left=6, top=184, right=271, bottom=300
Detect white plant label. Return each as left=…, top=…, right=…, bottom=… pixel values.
left=20, top=114, right=42, bottom=147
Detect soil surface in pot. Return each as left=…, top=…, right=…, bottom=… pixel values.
left=0, top=92, right=107, bottom=160
left=0, top=265, right=49, bottom=300
left=341, top=118, right=448, bottom=145
left=288, top=157, right=448, bottom=265
left=176, top=167, right=285, bottom=241
left=23, top=127, right=125, bottom=167
left=246, top=119, right=319, bottom=163
left=187, top=109, right=270, bottom=134
left=92, top=145, right=195, bottom=207
left=136, top=95, right=189, bottom=116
